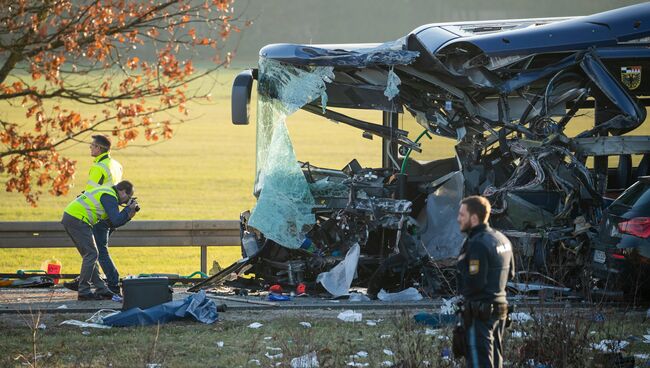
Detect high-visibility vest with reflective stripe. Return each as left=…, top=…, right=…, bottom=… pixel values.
left=64, top=186, right=118, bottom=226
left=85, top=153, right=123, bottom=191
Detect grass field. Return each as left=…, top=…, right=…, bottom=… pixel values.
left=0, top=68, right=454, bottom=276
left=1, top=68, right=648, bottom=276
left=1, top=307, right=648, bottom=367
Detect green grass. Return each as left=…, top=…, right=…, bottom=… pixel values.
left=1, top=68, right=649, bottom=275
left=0, top=308, right=647, bottom=367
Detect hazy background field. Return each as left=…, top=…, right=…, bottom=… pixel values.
left=1, top=0, right=648, bottom=277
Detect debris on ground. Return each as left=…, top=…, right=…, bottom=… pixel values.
left=338, top=310, right=362, bottom=322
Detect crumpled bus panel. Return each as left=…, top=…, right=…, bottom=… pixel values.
left=214, top=4, right=650, bottom=296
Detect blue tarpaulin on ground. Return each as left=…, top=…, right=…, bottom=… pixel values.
left=103, top=290, right=218, bottom=327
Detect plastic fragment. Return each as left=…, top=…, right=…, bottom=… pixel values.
left=590, top=339, right=629, bottom=352
left=291, top=352, right=319, bottom=368
left=384, top=68, right=401, bottom=101
left=377, top=287, right=423, bottom=302
left=337, top=310, right=362, bottom=322
left=265, top=352, right=283, bottom=360
left=510, top=312, right=533, bottom=323
left=317, top=243, right=360, bottom=297
left=248, top=322, right=263, bottom=329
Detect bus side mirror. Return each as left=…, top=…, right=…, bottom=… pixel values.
left=232, top=69, right=254, bottom=125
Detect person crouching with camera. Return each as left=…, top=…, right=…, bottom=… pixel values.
left=455, top=195, right=514, bottom=368
left=61, top=181, right=139, bottom=301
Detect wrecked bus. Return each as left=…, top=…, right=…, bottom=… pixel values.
left=196, top=3, right=650, bottom=298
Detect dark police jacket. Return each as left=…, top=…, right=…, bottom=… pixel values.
left=457, top=223, right=515, bottom=304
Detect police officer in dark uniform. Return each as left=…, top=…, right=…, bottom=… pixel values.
left=456, top=195, right=514, bottom=368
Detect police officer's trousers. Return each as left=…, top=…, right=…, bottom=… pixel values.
left=465, top=315, right=506, bottom=368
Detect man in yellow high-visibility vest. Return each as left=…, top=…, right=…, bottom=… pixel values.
left=62, top=181, right=139, bottom=300
left=65, top=135, right=124, bottom=294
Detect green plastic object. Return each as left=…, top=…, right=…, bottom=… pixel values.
left=400, top=130, right=432, bottom=174
left=184, top=271, right=208, bottom=279
left=17, top=269, right=46, bottom=277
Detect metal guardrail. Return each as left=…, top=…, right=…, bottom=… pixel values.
left=0, top=221, right=241, bottom=274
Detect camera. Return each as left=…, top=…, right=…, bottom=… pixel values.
left=127, top=197, right=141, bottom=212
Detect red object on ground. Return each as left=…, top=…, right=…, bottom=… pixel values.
left=296, top=283, right=306, bottom=295
left=46, top=263, right=61, bottom=284
left=269, top=284, right=283, bottom=294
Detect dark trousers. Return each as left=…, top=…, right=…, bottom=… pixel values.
left=465, top=316, right=506, bottom=368
left=61, top=213, right=109, bottom=296
left=93, top=220, right=119, bottom=289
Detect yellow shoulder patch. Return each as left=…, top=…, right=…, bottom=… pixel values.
left=469, top=259, right=480, bottom=275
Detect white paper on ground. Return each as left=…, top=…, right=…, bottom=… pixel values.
left=60, top=320, right=111, bottom=329
left=377, top=287, right=422, bottom=302
left=337, top=310, right=362, bottom=322
left=291, top=352, right=319, bottom=368
left=316, top=243, right=360, bottom=297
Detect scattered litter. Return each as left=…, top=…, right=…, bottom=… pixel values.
left=295, top=283, right=307, bottom=296
left=300, top=322, right=312, bottom=328
left=440, top=296, right=461, bottom=314
left=349, top=293, right=371, bottom=302
left=265, top=352, right=284, bottom=360
left=56, top=305, right=68, bottom=309
left=507, top=282, right=570, bottom=294
left=291, top=352, right=319, bottom=368
left=37, top=323, right=46, bottom=330
left=354, top=351, right=368, bottom=358
left=366, top=320, right=377, bottom=326
left=329, top=300, right=341, bottom=303
left=87, top=309, right=120, bottom=324
left=510, top=312, right=533, bottom=323
left=248, top=322, right=264, bottom=329
left=317, top=244, right=360, bottom=297
left=346, top=363, right=369, bottom=367
left=441, top=347, right=451, bottom=359
left=591, top=339, right=630, bottom=352
left=634, top=353, right=649, bottom=360
left=425, top=328, right=439, bottom=335
left=216, top=341, right=224, bottom=348
left=249, top=359, right=261, bottom=366
left=592, top=312, right=605, bottom=322
left=145, top=364, right=161, bottom=368
left=268, top=294, right=291, bottom=301
left=438, top=335, right=449, bottom=340
left=511, top=330, right=525, bottom=338
left=380, top=334, right=391, bottom=339
left=267, top=347, right=282, bottom=351
left=81, top=330, right=90, bottom=335
left=383, top=349, right=394, bottom=356
left=60, top=320, right=111, bottom=329
left=377, top=287, right=422, bottom=302
left=414, top=312, right=456, bottom=327
left=643, top=334, right=650, bottom=343
left=112, top=294, right=123, bottom=302
left=264, top=336, right=273, bottom=340
left=381, top=362, right=393, bottom=367
left=269, top=284, right=283, bottom=293
left=338, top=310, right=362, bottom=322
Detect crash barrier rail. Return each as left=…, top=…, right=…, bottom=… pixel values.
left=0, top=221, right=241, bottom=274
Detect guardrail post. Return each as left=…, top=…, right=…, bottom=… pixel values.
left=200, top=245, right=207, bottom=275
